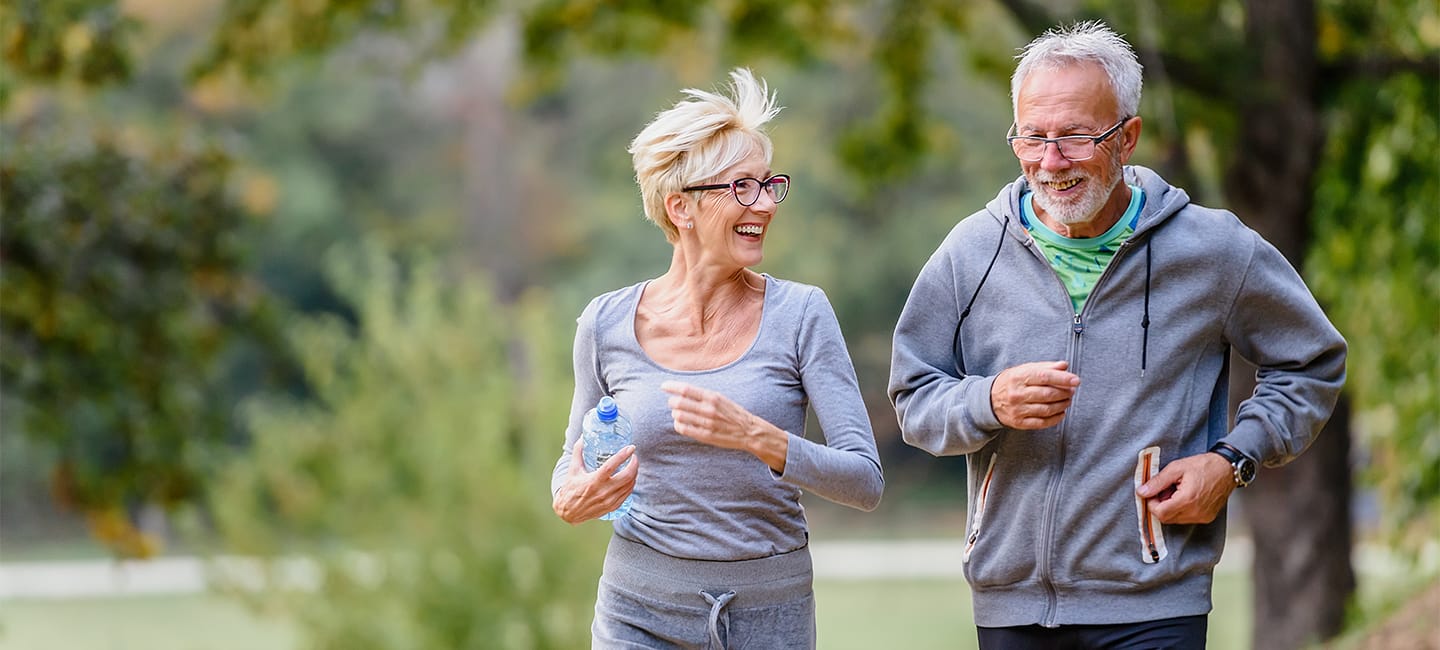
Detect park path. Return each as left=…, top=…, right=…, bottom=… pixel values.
left=0, top=538, right=1256, bottom=600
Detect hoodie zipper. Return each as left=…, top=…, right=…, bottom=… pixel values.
left=963, top=453, right=999, bottom=562
left=1032, top=237, right=1146, bottom=628
left=1018, top=230, right=1074, bottom=628
left=1141, top=452, right=1160, bottom=561
left=1037, top=315, right=1080, bottom=628
left=1012, top=180, right=1163, bottom=625
left=1014, top=210, right=1156, bottom=625
left=1135, top=446, right=1168, bottom=563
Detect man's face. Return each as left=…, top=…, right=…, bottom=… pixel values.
left=1014, top=63, right=1137, bottom=229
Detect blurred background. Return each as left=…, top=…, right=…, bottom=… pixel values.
left=1, top=0, right=1436, bottom=648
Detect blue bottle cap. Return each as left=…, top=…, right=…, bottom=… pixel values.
left=596, top=396, right=618, bottom=422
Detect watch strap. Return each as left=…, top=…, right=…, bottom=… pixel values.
left=1208, top=441, right=1245, bottom=464
left=1209, top=441, right=1255, bottom=487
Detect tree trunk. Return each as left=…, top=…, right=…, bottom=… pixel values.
left=1224, top=1, right=1355, bottom=648
left=1230, top=359, right=1354, bottom=648
left=449, top=21, right=527, bottom=299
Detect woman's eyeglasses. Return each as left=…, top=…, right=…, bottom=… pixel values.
left=683, top=174, right=790, bottom=206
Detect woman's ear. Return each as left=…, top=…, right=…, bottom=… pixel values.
left=665, top=192, right=691, bottom=231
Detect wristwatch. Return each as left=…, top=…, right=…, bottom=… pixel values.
left=1209, top=442, right=1257, bottom=488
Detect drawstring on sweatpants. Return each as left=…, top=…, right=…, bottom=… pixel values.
left=702, top=590, right=736, bottom=649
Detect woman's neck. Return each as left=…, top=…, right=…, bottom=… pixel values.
left=649, top=254, right=764, bottom=334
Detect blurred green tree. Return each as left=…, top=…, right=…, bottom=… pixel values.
left=0, top=0, right=462, bottom=555
left=0, top=124, right=284, bottom=557
left=209, top=241, right=604, bottom=649
left=1310, top=72, right=1439, bottom=558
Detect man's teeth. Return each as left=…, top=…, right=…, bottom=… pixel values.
left=1047, top=178, right=1081, bottom=190
left=734, top=224, right=764, bottom=236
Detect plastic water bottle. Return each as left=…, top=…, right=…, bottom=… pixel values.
left=582, top=396, right=634, bottom=520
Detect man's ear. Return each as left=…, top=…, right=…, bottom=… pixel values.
left=1118, top=116, right=1143, bottom=163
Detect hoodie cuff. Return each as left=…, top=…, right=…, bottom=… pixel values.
left=965, top=375, right=1004, bottom=432
left=1219, top=424, right=1268, bottom=466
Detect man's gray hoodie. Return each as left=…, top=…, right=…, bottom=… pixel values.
left=889, top=165, right=1346, bottom=627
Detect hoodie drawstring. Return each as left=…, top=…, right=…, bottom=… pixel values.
left=1141, top=240, right=1152, bottom=377
left=953, top=216, right=1010, bottom=375
left=953, top=215, right=1154, bottom=378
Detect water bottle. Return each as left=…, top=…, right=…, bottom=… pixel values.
left=582, top=395, right=634, bottom=520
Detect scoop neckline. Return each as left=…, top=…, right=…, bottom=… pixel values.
left=628, top=273, right=772, bottom=375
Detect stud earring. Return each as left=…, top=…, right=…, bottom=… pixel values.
left=685, top=221, right=694, bottom=230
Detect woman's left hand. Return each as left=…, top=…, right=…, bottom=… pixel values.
left=660, top=381, right=788, bottom=472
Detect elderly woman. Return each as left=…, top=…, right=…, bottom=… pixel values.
left=550, top=68, right=884, bottom=648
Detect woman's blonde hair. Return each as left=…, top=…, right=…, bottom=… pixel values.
left=628, top=68, right=783, bottom=242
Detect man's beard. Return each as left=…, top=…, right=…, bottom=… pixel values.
left=1029, top=151, right=1123, bottom=228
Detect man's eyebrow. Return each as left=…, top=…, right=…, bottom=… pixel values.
left=1017, top=122, right=1098, bottom=135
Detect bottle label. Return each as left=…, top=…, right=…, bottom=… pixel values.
left=594, top=451, right=613, bottom=466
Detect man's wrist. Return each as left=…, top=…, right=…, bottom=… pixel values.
left=1208, top=442, right=1257, bottom=488
left=976, top=374, right=1004, bottom=430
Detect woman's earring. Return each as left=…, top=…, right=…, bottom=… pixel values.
left=685, top=221, right=694, bottom=230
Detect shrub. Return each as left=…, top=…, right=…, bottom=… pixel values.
left=209, top=240, right=605, bottom=649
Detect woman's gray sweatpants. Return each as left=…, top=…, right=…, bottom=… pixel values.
left=591, top=535, right=816, bottom=649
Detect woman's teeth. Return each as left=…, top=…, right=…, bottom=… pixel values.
left=734, top=224, right=764, bottom=236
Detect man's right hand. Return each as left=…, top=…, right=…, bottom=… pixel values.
left=991, top=361, right=1081, bottom=429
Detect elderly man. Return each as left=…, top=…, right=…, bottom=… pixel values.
left=889, top=20, right=1345, bottom=649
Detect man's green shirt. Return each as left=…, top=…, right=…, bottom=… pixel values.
left=1021, top=184, right=1145, bottom=313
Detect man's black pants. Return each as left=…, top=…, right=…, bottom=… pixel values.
left=977, top=615, right=1208, bottom=650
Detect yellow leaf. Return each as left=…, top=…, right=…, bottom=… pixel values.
left=240, top=171, right=280, bottom=216
left=61, top=24, right=93, bottom=60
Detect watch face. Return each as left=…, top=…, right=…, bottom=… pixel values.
left=1237, top=459, right=1257, bottom=485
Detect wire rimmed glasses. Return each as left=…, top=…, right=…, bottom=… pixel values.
left=1006, top=117, right=1131, bottom=162
left=683, top=174, right=790, bottom=206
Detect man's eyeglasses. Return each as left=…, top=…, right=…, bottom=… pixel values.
left=1006, top=117, right=1131, bottom=162
left=683, top=174, right=790, bottom=206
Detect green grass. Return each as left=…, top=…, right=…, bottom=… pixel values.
left=815, top=572, right=1250, bottom=649
left=0, top=575, right=1251, bottom=650
left=0, top=537, right=113, bottom=563
left=816, top=579, right=975, bottom=648
left=0, top=595, right=298, bottom=650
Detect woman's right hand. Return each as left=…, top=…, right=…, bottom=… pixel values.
left=552, top=437, right=640, bottom=524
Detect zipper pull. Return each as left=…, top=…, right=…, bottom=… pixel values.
left=1072, top=314, right=1084, bottom=335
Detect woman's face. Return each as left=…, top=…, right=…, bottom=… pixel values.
left=683, top=152, right=778, bottom=270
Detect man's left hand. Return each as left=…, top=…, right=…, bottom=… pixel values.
left=1137, top=452, right=1235, bottom=524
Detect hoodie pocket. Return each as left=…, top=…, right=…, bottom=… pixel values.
left=1134, top=446, right=1169, bottom=564
left=963, top=453, right=999, bottom=563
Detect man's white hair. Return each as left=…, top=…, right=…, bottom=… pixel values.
left=628, top=68, right=782, bottom=242
left=1011, top=20, right=1143, bottom=120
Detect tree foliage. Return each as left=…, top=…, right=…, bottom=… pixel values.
left=209, top=242, right=603, bottom=648
left=1, top=0, right=134, bottom=90
left=0, top=123, right=281, bottom=556
left=1310, top=71, right=1440, bottom=550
